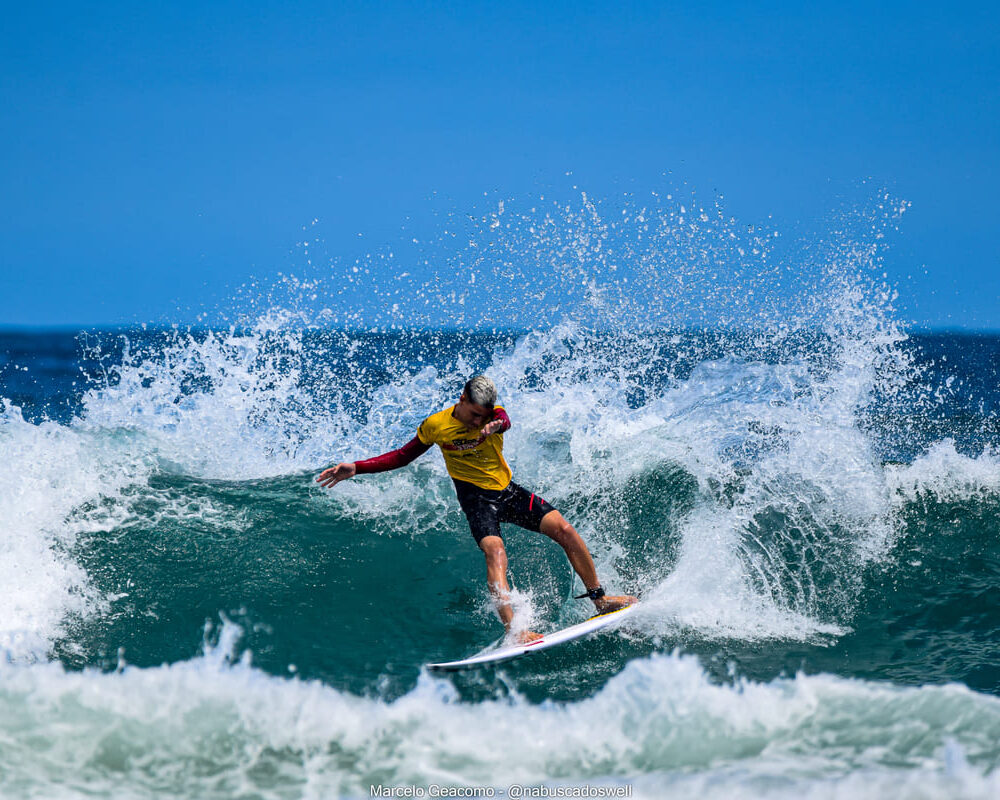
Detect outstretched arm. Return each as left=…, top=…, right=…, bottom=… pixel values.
left=316, top=436, right=431, bottom=488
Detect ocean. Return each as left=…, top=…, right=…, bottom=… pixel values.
left=2, top=195, right=1000, bottom=798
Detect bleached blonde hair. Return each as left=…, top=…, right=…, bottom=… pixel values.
left=464, top=375, right=497, bottom=407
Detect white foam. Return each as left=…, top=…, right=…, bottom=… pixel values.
left=0, top=402, right=154, bottom=660
left=630, top=762, right=1000, bottom=800
left=1, top=638, right=998, bottom=799
left=887, top=440, right=1000, bottom=503
left=79, top=327, right=346, bottom=481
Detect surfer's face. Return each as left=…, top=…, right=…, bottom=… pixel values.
left=454, top=394, right=494, bottom=430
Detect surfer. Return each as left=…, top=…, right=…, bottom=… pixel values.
left=317, top=375, right=637, bottom=643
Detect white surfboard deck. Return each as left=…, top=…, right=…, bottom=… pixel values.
left=426, top=602, right=639, bottom=671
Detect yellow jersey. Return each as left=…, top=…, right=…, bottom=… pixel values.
left=416, top=405, right=512, bottom=491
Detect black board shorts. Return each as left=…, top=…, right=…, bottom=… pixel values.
left=452, top=478, right=557, bottom=545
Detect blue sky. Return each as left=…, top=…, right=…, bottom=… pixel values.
left=2, top=1, right=998, bottom=328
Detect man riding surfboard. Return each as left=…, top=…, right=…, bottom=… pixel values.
left=317, top=375, right=637, bottom=643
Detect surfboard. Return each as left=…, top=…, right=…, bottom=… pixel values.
left=426, top=602, right=639, bottom=671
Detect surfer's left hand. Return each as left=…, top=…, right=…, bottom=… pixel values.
left=480, top=419, right=504, bottom=437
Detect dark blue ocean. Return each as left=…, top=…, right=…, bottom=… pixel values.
left=2, top=195, right=1000, bottom=798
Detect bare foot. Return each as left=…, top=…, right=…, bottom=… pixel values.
left=594, top=594, right=639, bottom=614
left=514, top=630, right=544, bottom=644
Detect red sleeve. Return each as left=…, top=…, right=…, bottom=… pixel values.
left=354, top=436, right=431, bottom=474
left=493, top=407, right=511, bottom=433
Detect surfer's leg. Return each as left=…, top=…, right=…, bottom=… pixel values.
left=538, top=511, right=600, bottom=589
left=453, top=481, right=537, bottom=637
left=479, top=535, right=541, bottom=643
left=538, top=510, right=638, bottom=614
left=479, top=535, right=513, bottom=626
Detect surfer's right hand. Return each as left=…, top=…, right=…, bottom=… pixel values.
left=317, top=462, right=356, bottom=488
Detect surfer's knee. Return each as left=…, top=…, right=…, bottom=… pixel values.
left=486, top=548, right=507, bottom=572
left=541, top=512, right=577, bottom=545
left=479, top=536, right=507, bottom=570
